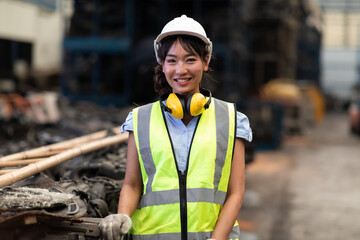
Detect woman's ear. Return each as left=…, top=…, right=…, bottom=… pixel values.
left=204, top=62, right=209, bottom=72
left=204, top=55, right=210, bottom=71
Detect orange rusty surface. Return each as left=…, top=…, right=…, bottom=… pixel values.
left=246, top=153, right=292, bottom=173
left=237, top=220, right=256, bottom=231
left=246, top=136, right=308, bottom=174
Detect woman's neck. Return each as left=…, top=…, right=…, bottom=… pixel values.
left=181, top=115, right=192, bottom=126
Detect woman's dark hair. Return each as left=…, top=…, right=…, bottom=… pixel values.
left=153, top=35, right=212, bottom=96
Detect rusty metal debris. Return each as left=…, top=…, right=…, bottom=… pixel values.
left=0, top=186, right=75, bottom=210
left=0, top=92, right=60, bottom=124
left=0, top=100, right=131, bottom=239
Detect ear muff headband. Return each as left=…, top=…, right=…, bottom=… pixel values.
left=162, top=89, right=212, bottom=119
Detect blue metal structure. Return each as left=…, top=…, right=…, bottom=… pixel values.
left=238, top=100, right=284, bottom=150
left=61, top=0, right=134, bottom=106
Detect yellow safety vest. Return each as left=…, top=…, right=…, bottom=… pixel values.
left=130, top=98, right=239, bottom=240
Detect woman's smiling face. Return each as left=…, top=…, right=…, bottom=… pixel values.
left=162, top=38, right=209, bottom=99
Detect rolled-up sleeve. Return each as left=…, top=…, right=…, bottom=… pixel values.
left=236, top=111, right=252, bottom=142
left=120, top=111, right=133, bottom=133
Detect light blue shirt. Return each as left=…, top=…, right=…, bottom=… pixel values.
left=120, top=103, right=252, bottom=173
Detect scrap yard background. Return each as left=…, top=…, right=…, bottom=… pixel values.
left=1, top=0, right=360, bottom=239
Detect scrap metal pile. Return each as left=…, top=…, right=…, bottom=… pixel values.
left=0, top=100, right=132, bottom=239
left=0, top=92, right=60, bottom=140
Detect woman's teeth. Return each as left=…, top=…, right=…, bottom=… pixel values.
left=176, top=78, right=190, bottom=82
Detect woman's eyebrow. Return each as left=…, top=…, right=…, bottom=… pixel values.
left=166, top=53, right=196, bottom=58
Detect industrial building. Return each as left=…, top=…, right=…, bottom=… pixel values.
left=0, top=0, right=360, bottom=239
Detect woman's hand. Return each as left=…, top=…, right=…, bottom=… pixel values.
left=99, top=213, right=132, bottom=240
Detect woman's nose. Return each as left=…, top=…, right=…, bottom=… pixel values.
left=175, top=62, right=187, bottom=74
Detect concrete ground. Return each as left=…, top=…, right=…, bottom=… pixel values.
left=238, top=111, right=360, bottom=240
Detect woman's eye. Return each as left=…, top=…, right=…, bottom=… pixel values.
left=166, top=59, right=176, bottom=63
left=186, top=58, right=196, bottom=62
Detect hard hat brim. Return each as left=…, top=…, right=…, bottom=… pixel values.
left=154, top=31, right=213, bottom=64
left=155, top=30, right=211, bottom=46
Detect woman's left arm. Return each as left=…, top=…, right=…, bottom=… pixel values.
left=210, top=138, right=246, bottom=240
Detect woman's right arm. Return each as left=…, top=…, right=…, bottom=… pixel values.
left=117, top=131, right=143, bottom=216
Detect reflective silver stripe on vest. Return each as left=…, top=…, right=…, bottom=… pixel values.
left=187, top=188, right=226, bottom=204
left=131, top=231, right=211, bottom=240
left=138, top=189, right=178, bottom=208
left=213, top=99, right=230, bottom=189
left=131, top=232, right=181, bottom=240
left=229, top=224, right=241, bottom=239
left=138, top=188, right=227, bottom=208
left=137, top=103, right=156, bottom=193
left=130, top=225, right=240, bottom=240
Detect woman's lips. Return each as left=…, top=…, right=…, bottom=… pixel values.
left=175, top=78, right=191, bottom=83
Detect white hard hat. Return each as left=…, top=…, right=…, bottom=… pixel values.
left=154, top=14, right=212, bottom=64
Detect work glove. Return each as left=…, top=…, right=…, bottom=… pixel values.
left=99, top=213, right=132, bottom=240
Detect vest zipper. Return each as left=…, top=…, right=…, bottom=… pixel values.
left=161, top=105, right=201, bottom=240
left=179, top=171, right=188, bottom=240
left=180, top=116, right=200, bottom=240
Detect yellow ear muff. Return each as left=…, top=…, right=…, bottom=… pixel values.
left=187, top=93, right=207, bottom=116
left=164, top=91, right=210, bottom=119
left=166, top=93, right=185, bottom=119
